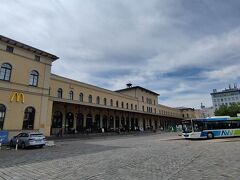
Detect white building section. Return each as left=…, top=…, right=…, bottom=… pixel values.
left=211, top=84, right=240, bottom=111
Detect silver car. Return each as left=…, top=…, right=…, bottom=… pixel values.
left=10, top=132, right=46, bottom=149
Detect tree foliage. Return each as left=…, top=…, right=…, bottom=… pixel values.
left=215, top=103, right=240, bottom=117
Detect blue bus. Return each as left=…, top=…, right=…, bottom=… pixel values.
left=182, top=116, right=240, bottom=139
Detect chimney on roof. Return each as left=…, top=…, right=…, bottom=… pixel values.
left=126, top=83, right=132, bottom=88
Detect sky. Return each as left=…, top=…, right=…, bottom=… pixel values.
left=1, top=0, right=240, bottom=108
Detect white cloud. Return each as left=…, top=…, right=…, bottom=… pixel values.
left=161, top=93, right=212, bottom=109
left=202, top=65, right=240, bottom=80
left=0, top=0, right=240, bottom=109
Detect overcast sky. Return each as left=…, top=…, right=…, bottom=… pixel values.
left=1, top=0, right=240, bottom=108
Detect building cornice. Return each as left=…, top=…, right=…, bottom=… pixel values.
left=50, top=74, right=138, bottom=101
left=0, top=35, right=59, bottom=61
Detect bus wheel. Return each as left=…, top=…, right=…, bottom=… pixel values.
left=207, top=132, right=214, bottom=139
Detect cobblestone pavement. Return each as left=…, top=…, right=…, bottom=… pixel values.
left=0, top=133, right=240, bottom=180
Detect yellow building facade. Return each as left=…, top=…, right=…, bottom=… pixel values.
left=0, top=35, right=187, bottom=137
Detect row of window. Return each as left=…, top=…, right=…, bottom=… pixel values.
left=0, top=104, right=35, bottom=130
left=141, top=96, right=156, bottom=105
left=212, top=92, right=240, bottom=98
left=214, top=102, right=239, bottom=108
left=5, top=45, right=41, bottom=61
left=0, top=63, right=39, bottom=86
left=57, top=88, right=139, bottom=110
left=182, top=113, right=190, bottom=118
left=213, top=96, right=239, bottom=102
left=193, top=120, right=240, bottom=132
left=160, top=110, right=176, bottom=117
left=56, top=88, right=177, bottom=117
left=147, top=107, right=154, bottom=113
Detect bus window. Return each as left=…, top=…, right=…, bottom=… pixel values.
left=206, top=122, right=216, bottom=130
left=182, top=120, right=192, bottom=133
left=193, top=121, right=203, bottom=132
left=207, top=121, right=232, bottom=130
left=231, top=121, right=240, bottom=128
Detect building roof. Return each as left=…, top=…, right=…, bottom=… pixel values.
left=115, top=86, right=160, bottom=96
left=175, top=107, right=195, bottom=110
left=211, top=88, right=240, bottom=95
left=0, top=35, right=59, bottom=61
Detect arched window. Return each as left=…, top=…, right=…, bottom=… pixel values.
left=121, top=117, right=125, bottom=127
left=0, top=63, right=12, bottom=81
left=131, top=104, right=133, bottom=110
left=0, top=104, right=6, bottom=130
left=79, top=93, right=83, bottom=102
left=142, top=96, right=144, bottom=102
left=110, top=116, right=114, bottom=128
left=104, top=98, right=107, bottom=105
left=115, top=116, right=120, bottom=128
left=89, top=95, right=92, bottom=103
left=94, top=114, right=100, bottom=129
left=66, top=112, right=74, bottom=129
left=29, top=70, right=39, bottom=86
left=86, top=114, right=93, bottom=129
left=102, top=115, right=108, bottom=129
left=135, top=105, right=137, bottom=110
left=121, top=102, right=124, bottom=108
left=116, top=101, right=119, bottom=107
left=110, top=99, right=113, bottom=106
left=57, top=88, right=63, bottom=98
left=76, top=113, right=84, bottom=132
left=126, top=103, right=129, bottom=109
left=96, top=96, right=100, bottom=104
left=22, top=107, right=35, bottom=130
left=52, top=111, right=62, bottom=128
left=69, top=91, right=74, bottom=100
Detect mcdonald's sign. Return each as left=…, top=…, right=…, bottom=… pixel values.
left=10, top=92, right=24, bottom=103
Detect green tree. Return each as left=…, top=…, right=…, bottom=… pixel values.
left=215, top=103, right=240, bottom=117
left=215, top=105, right=229, bottom=116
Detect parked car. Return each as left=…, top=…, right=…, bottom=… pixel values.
left=10, top=132, right=46, bottom=149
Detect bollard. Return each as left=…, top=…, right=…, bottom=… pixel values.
left=15, top=139, right=18, bottom=150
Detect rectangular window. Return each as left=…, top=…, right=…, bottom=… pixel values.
left=29, top=76, right=38, bottom=86
left=0, top=70, right=5, bottom=80
left=6, top=46, right=14, bottom=53
left=35, top=55, right=40, bottom=61
left=29, top=77, right=34, bottom=86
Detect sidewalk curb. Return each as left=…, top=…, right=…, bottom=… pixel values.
left=47, top=131, right=180, bottom=142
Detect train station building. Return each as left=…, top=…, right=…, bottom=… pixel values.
left=0, top=35, right=194, bottom=137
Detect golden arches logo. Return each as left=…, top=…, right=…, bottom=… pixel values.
left=10, top=92, right=24, bottom=103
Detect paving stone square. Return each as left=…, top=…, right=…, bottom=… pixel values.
left=0, top=133, right=240, bottom=180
